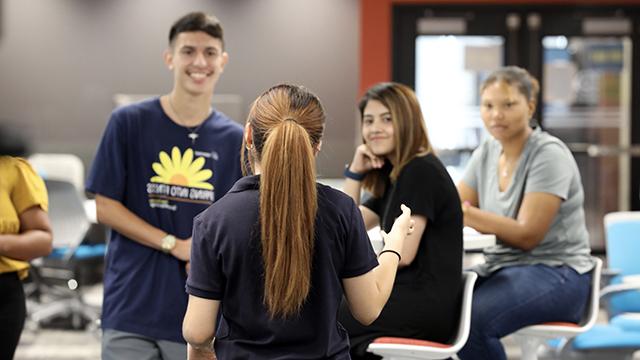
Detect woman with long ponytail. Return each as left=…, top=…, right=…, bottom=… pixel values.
left=183, top=84, right=414, bottom=360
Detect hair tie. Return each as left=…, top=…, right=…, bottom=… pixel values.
left=379, top=249, right=401, bottom=262
left=284, top=117, right=298, bottom=124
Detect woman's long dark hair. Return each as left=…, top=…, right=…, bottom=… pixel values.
left=358, top=82, right=432, bottom=197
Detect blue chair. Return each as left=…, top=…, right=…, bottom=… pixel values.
left=603, top=212, right=640, bottom=317
left=565, top=289, right=640, bottom=359
left=611, top=313, right=640, bottom=332
left=569, top=324, right=640, bottom=359
left=553, top=213, right=640, bottom=358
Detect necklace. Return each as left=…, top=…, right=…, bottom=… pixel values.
left=500, top=156, right=517, bottom=178
left=166, top=95, right=211, bottom=145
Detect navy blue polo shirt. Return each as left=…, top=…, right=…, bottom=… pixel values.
left=187, top=175, right=378, bottom=359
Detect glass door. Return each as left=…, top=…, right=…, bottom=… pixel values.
left=393, top=6, right=515, bottom=182
left=415, top=35, right=503, bottom=182
left=393, top=5, right=640, bottom=250
left=541, top=36, right=632, bottom=248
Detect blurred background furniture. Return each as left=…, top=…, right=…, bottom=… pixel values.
left=563, top=283, right=640, bottom=359
left=26, top=179, right=104, bottom=330
left=25, top=153, right=106, bottom=331
left=28, top=153, right=85, bottom=196
left=367, top=271, right=478, bottom=359
left=548, top=213, right=640, bottom=359
left=602, top=212, right=640, bottom=317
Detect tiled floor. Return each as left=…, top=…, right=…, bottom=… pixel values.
left=15, top=328, right=101, bottom=360
left=16, top=284, right=103, bottom=360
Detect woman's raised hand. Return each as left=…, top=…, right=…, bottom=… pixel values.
left=381, top=204, right=414, bottom=250
left=350, top=144, right=385, bottom=174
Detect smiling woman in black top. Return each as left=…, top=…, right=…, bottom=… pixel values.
left=182, top=84, right=415, bottom=360
left=339, top=82, right=463, bottom=359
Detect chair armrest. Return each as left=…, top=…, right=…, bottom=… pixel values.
left=601, top=268, right=622, bottom=277
left=622, top=275, right=640, bottom=284
left=600, top=282, right=640, bottom=302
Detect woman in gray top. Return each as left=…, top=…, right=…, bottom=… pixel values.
left=457, top=66, right=595, bottom=360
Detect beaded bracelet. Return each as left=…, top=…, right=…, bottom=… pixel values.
left=378, top=249, right=401, bottom=262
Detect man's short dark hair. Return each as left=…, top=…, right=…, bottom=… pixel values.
left=169, top=12, right=224, bottom=48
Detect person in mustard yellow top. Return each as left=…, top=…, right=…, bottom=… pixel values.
left=0, top=129, right=53, bottom=359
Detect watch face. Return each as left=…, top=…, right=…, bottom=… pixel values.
left=162, top=235, right=176, bottom=252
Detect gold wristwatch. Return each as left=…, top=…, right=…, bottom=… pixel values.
left=161, top=234, right=176, bottom=253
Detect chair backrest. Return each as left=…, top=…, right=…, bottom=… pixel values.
left=450, top=271, right=478, bottom=352
left=604, top=212, right=640, bottom=277
left=367, top=271, right=479, bottom=359
left=603, top=212, right=640, bottom=315
left=44, top=179, right=91, bottom=258
left=513, top=257, right=603, bottom=340
left=29, top=153, right=85, bottom=194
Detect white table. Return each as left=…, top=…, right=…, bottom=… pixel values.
left=315, top=178, right=498, bottom=251
left=462, top=227, right=497, bottom=250
left=368, top=226, right=496, bottom=253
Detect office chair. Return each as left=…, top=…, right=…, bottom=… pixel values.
left=28, top=153, right=85, bottom=196
left=513, top=258, right=602, bottom=360
left=602, top=211, right=640, bottom=317
left=367, top=271, right=478, bottom=359
left=561, top=282, right=640, bottom=360
left=548, top=213, right=640, bottom=359
left=27, top=179, right=102, bottom=330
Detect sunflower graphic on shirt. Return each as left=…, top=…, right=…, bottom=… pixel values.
left=146, top=147, right=215, bottom=208
left=151, top=147, right=212, bottom=189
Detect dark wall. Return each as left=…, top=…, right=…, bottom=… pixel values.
left=0, top=0, right=359, bottom=177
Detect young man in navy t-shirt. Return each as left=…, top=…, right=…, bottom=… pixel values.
left=86, top=12, right=243, bottom=360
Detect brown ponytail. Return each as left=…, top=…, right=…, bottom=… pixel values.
left=243, top=84, right=325, bottom=318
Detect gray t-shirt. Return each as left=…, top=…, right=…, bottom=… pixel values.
left=462, top=128, right=594, bottom=276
